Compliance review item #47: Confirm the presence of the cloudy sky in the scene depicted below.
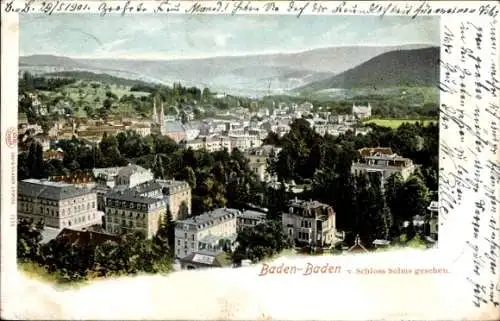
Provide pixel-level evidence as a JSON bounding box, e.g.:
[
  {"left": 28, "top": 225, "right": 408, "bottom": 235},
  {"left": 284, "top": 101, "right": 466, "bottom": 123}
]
[{"left": 20, "top": 14, "right": 439, "bottom": 60}]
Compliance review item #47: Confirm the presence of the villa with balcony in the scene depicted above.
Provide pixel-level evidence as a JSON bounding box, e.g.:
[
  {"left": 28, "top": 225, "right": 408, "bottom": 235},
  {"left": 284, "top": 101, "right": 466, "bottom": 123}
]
[
  {"left": 282, "top": 198, "right": 337, "bottom": 249},
  {"left": 351, "top": 147, "right": 417, "bottom": 183}
]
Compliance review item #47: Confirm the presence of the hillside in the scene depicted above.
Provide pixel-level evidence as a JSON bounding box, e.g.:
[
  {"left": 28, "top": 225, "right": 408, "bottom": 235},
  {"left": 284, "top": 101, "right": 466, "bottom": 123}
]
[
  {"left": 297, "top": 47, "right": 440, "bottom": 92},
  {"left": 20, "top": 55, "right": 86, "bottom": 68},
  {"left": 41, "top": 71, "right": 155, "bottom": 88},
  {"left": 19, "top": 44, "right": 434, "bottom": 97}
]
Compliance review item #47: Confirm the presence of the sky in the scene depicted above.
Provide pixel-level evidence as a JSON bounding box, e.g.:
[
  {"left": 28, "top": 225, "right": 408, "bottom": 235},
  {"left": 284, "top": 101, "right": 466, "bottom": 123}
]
[{"left": 20, "top": 14, "right": 440, "bottom": 60}]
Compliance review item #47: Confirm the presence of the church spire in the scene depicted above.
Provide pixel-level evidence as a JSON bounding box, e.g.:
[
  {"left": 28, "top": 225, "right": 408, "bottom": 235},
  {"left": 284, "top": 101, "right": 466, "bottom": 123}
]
[
  {"left": 152, "top": 97, "right": 158, "bottom": 124},
  {"left": 159, "top": 101, "right": 165, "bottom": 135}
]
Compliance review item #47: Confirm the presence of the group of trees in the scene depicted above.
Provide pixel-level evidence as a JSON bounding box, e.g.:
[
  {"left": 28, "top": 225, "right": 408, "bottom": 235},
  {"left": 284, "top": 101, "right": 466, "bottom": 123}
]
[
  {"left": 17, "top": 216, "right": 175, "bottom": 282},
  {"left": 231, "top": 220, "right": 294, "bottom": 264},
  {"left": 19, "top": 72, "right": 76, "bottom": 93}
]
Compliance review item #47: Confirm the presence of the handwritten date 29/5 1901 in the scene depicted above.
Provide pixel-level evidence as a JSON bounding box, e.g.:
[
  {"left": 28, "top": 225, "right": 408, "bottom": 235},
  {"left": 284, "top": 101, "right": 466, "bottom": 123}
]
[{"left": 4, "top": 0, "right": 91, "bottom": 14}]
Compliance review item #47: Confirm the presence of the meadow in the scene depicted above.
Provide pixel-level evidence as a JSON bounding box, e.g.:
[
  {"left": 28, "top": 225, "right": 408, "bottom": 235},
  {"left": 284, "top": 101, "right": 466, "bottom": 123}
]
[{"left": 362, "top": 118, "right": 438, "bottom": 128}]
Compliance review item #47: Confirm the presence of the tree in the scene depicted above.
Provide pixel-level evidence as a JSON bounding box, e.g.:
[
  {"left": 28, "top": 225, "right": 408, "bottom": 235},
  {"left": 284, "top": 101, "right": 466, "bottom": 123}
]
[
  {"left": 178, "top": 201, "right": 189, "bottom": 220},
  {"left": 399, "top": 176, "right": 431, "bottom": 221},
  {"left": 178, "top": 166, "right": 196, "bottom": 189},
  {"left": 17, "top": 218, "right": 44, "bottom": 262},
  {"left": 26, "top": 141, "right": 45, "bottom": 179},
  {"left": 384, "top": 173, "right": 405, "bottom": 235},
  {"left": 232, "top": 220, "right": 293, "bottom": 264}
]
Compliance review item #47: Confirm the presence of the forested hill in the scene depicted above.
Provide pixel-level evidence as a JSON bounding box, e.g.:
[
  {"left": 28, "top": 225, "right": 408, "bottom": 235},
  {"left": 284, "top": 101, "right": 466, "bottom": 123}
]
[
  {"left": 41, "top": 71, "right": 155, "bottom": 89},
  {"left": 297, "top": 47, "right": 440, "bottom": 92}
]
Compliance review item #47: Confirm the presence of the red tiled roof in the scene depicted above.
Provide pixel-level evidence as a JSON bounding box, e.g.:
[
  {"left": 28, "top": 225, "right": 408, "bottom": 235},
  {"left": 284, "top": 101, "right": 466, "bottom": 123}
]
[{"left": 56, "top": 228, "right": 120, "bottom": 247}]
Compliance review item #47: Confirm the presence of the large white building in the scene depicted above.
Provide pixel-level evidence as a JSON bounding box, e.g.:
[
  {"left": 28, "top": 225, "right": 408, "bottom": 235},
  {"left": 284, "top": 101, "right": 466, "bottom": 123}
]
[
  {"left": 174, "top": 208, "right": 240, "bottom": 259},
  {"left": 115, "top": 164, "right": 154, "bottom": 189},
  {"left": 18, "top": 179, "right": 103, "bottom": 230},
  {"left": 93, "top": 164, "right": 154, "bottom": 189},
  {"left": 229, "top": 134, "right": 262, "bottom": 152},
  {"left": 351, "top": 147, "right": 417, "bottom": 182}
]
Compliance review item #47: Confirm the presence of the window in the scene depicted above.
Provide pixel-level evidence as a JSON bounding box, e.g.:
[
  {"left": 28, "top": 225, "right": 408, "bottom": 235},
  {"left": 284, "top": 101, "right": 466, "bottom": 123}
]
[
  {"left": 191, "top": 235, "right": 195, "bottom": 241},
  {"left": 177, "top": 240, "right": 180, "bottom": 246}
]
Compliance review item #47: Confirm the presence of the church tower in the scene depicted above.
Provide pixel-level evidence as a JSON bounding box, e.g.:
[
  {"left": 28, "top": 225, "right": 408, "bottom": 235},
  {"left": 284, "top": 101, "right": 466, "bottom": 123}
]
[
  {"left": 159, "top": 102, "right": 166, "bottom": 135},
  {"left": 152, "top": 98, "right": 158, "bottom": 124}
]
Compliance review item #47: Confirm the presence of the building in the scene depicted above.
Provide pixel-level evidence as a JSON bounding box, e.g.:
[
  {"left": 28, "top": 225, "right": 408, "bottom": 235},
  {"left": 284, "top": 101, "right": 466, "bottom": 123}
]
[
  {"left": 56, "top": 228, "right": 121, "bottom": 247},
  {"left": 179, "top": 252, "right": 231, "bottom": 270},
  {"left": 49, "top": 172, "right": 96, "bottom": 189},
  {"left": 237, "top": 210, "right": 267, "bottom": 232},
  {"left": 346, "top": 235, "right": 369, "bottom": 253},
  {"left": 184, "top": 138, "right": 205, "bottom": 150},
  {"left": 43, "top": 148, "right": 64, "bottom": 161},
  {"left": 352, "top": 103, "right": 372, "bottom": 119},
  {"left": 282, "top": 199, "right": 337, "bottom": 248},
  {"left": 104, "top": 184, "right": 167, "bottom": 239},
  {"left": 157, "top": 179, "right": 192, "bottom": 220},
  {"left": 114, "top": 164, "right": 154, "bottom": 189},
  {"left": 229, "top": 134, "right": 262, "bottom": 152},
  {"left": 174, "top": 208, "right": 239, "bottom": 259},
  {"left": 17, "top": 179, "right": 102, "bottom": 230},
  {"left": 164, "top": 121, "right": 186, "bottom": 143},
  {"left": 92, "top": 167, "right": 123, "bottom": 188},
  {"left": 427, "top": 201, "right": 439, "bottom": 240},
  {"left": 130, "top": 123, "right": 151, "bottom": 137},
  {"left": 244, "top": 145, "right": 281, "bottom": 182},
  {"left": 183, "top": 123, "right": 200, "bottom": 141},
  {"left": 351, "top": 147, "right": 416, "bottom": 182}
]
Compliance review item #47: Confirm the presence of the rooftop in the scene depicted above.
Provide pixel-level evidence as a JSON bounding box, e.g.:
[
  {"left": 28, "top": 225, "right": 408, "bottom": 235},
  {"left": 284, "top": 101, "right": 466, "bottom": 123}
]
[
  {"left": 56, "top": 228, "right": 121, "bottom": 247},
  {"left": 179, "top": 252, "right": 230, "bottom": 267},
  {"left": 19, "top": 179, "right": 92, "bottom": 201},
  {"left": 106, "top": 190, "right": 165, "bottom": 205},
  {"left": 239, "top": 210, "right": 267, "bottom": 220},
  {"left": 358, "top": 147, "right": 394, "bottom": 157},
  {"left": 289, "top": 199, "right": 329, "bottom": 209},
  {"left": 177, "top": 208, "right": 240, "bottom": 229}
]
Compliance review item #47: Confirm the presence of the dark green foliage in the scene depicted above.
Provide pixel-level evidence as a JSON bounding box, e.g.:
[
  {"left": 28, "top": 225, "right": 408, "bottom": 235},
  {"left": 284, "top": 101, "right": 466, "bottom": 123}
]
[
  {"left": 232, "top": 220, "right": 293, "bottom": 264},
  {"left": 17, "top": 219, "right": 172, "bottom": 282}
]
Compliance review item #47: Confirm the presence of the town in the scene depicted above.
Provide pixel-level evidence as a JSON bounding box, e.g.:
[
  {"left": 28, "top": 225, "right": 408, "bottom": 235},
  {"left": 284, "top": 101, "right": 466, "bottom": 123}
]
[{"left": 16, "top": 71, "right": 439, "bottom": 281}]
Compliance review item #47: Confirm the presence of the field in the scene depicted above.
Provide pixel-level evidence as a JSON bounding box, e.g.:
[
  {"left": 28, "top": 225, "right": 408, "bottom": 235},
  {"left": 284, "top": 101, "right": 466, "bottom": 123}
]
[
  {"left": 40, "top": 80, "right": 151, "bottom": 117},
  {"left": 362, "top": 118, "right": 438, "bottom": 128}
]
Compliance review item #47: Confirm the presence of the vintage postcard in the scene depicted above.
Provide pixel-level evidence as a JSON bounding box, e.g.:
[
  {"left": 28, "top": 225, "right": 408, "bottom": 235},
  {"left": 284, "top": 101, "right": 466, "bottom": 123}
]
[{"left": 1, "top": 1, "right": 499, "bottom": 320}]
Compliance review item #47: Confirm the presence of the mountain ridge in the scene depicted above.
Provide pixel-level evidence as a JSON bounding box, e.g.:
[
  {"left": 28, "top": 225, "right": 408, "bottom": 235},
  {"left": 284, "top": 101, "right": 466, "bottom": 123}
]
[{"left": 296, "top": 47, "right": 440, "bottom": 92}]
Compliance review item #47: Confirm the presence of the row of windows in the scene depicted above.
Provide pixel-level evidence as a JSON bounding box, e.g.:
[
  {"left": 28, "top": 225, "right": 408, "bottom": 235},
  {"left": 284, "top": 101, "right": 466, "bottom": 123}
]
[
  {"left": 19, "top": 202, "right": 95, "bottom": 216},
  {"left": 105, "top": 217, "right": 147, "bottom": 228},
  {"left": 61, "top": 213, "right": 97, "bottom": 227},
  {"left": 18, "top": 195, "right": 94, "bottom": 206},
  {"left": 106, "top": 201, "right": 163, "bottom": 210},
  {"left": 300, "top": 220, "right": 312, "bottom": 228},
  {"left": 106, "top": 209, "right": 148, "bottom": 219},
  {"left": 298, "top": 231, "right": 310, "bottom": 240}
]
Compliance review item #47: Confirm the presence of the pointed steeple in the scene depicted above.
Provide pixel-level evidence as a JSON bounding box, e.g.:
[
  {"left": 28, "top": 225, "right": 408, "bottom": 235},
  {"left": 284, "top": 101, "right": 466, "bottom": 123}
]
[
  {"left": 152, "top": 98, "right": 158, "bottom": 124},
  {"left": 159, "top": 102, "right": 165, "bottom": 135}
]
